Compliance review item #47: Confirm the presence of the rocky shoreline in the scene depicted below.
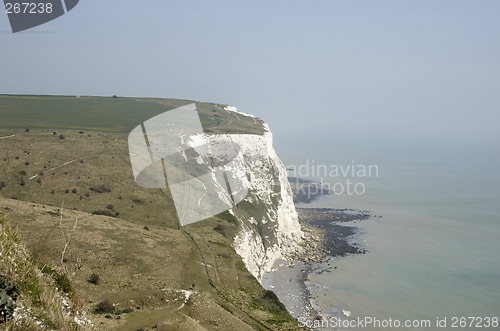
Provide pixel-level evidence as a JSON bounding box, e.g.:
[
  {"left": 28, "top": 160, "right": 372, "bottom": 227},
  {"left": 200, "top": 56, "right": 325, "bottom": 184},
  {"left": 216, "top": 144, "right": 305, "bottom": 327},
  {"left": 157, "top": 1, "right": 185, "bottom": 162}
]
[
  {"left": 268, "top": 207, "right": 374, "bottom": 325},
  {"left": 292, "top": 208, "right": 371, "bottom": 264}
]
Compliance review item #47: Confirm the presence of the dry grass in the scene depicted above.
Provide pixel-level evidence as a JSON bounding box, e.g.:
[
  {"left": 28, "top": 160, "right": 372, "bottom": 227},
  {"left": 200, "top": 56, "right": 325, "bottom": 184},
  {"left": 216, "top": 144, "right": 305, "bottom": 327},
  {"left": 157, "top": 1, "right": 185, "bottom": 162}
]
[
  {"left": 0, "top": 214, "right": 93, "bottom": 330},
  {"left": 0, "top": 118, "right": 303, "bottom": 330}
]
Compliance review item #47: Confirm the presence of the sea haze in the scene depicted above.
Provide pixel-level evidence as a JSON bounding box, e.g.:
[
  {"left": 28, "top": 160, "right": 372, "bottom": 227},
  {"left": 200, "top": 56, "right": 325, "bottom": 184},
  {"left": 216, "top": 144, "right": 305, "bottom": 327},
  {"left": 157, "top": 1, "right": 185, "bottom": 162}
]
[{"left": 280, "top": 137, "right": 500, "bottom": 329}]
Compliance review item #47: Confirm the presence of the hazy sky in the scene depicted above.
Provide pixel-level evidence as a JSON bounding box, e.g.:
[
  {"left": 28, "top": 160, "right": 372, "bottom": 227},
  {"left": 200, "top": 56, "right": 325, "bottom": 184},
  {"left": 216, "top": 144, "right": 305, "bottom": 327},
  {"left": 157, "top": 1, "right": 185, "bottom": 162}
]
[{"left": 1, "top": 0, "right": 499, "bottom": 153}]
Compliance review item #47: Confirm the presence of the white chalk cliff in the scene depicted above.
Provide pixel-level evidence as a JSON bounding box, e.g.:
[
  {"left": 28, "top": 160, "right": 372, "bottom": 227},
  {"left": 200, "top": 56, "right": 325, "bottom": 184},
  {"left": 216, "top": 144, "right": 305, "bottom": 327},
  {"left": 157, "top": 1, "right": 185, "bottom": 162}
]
[{"left": 219, "top": 106, "right": 304, "bottom": 281}]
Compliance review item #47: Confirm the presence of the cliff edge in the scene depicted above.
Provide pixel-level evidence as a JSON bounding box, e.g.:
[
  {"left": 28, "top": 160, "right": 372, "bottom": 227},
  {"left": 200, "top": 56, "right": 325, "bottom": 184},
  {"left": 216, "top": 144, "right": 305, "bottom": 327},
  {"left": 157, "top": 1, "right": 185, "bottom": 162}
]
[{"left": 217, "top": 107, "right": 304, "bottom": 281}]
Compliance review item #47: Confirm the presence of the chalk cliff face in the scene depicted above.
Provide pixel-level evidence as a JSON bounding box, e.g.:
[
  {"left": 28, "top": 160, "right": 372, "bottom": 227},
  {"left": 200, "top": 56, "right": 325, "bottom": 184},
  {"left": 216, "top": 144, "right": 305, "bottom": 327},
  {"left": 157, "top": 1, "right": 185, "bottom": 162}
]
[{"left": 214, "top": 107, "right": 304, "bottom": 281}]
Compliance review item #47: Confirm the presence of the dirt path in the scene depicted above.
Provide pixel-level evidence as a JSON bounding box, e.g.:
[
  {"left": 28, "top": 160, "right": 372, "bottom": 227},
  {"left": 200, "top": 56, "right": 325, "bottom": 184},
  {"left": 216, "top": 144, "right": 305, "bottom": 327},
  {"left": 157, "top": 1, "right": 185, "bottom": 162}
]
[
  {"left": 0, "top": 134, "right": 17, "bottom": 140},
  {"left": 29, "top": 159, "right": 78, "bottom": 180}
]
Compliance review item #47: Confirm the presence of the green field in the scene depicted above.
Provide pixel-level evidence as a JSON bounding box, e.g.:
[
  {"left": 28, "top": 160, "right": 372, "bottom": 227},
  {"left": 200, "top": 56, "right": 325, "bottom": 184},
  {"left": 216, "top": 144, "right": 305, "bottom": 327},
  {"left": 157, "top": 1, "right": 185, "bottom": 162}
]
[{"left": 0, "top": 94, "right": 265, "bottom": 135}]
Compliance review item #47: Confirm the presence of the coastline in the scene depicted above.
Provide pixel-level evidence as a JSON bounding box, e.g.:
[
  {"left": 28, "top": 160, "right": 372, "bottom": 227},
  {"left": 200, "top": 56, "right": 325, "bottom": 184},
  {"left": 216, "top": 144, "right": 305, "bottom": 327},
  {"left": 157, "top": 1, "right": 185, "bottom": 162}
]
[{"left": 263, "top": 206, "right": 373, "bottom": 327}]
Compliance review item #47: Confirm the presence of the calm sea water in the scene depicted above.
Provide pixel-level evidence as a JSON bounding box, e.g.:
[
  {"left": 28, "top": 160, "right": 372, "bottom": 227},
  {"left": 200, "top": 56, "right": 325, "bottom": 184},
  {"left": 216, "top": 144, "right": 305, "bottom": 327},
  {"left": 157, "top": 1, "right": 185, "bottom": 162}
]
[{"left": 279, "top": 138, "right": 500, "bottom": 330}]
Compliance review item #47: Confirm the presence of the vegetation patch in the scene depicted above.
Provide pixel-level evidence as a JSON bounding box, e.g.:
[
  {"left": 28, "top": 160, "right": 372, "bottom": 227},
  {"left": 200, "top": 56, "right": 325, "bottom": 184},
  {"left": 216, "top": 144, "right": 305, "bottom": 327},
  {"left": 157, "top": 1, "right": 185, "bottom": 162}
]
[
  {"left": 89, "top": 185, "right": 112, "bottom": 194},
  {"left": 92, "top": 209, "right": 117, "bottom": 218}
]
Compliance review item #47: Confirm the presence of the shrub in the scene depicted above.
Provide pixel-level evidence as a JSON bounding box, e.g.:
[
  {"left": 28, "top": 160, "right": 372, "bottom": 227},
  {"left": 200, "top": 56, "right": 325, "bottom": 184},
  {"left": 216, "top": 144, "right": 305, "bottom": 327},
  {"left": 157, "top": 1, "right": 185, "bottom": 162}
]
[
  {"left": 0, "top": 275, "right": 20, "bottom": 322},
  {"left": 59, "top": 135, "right": 65, "bottom": 140},
  {"left": 97, "top": 300, "right": 115, "bottom": 313},
  {"left": 71, "top": 189, "right": 77, "bottom": 194},
  {"left": 105, "top": 204, "right": 114, "bottom": 210},
  {"left": 0, "top": 275, "right": 20, "bottom": 301},
  {"left": 262, "top": 290, "right": 287, "bottom": 312},
  {"left": 88, "top": 273, "right": 100, "bottom": 285},
  {"left": 54, "top": 273, "right": 72, "bottom": 294},
  {"left": 92, "top": 210, "right": 116, "bottom": 218}
]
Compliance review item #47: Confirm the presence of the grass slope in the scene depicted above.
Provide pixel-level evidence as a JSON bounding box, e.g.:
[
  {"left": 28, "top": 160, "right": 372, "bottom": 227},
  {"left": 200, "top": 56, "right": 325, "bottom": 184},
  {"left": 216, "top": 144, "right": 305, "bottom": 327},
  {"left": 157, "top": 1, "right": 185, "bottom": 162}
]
[
  {"left": 1, "top": 214, "right": 92, "bottom": 330},
  {"left": 0, "top": 95, "right": 303, "bottom": 330}
]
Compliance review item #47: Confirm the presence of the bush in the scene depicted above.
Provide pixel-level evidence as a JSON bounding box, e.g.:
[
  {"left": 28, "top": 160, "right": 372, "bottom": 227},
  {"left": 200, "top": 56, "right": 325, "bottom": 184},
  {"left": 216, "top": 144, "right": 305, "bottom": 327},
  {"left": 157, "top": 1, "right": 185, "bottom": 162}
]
[
  {"left": 71, "top": 189, "right": 77, "bottom": 194},
  {"left": 262, "top": 290, "right": 287, "bottom": 312},
  {"left": 97, "top": 300, "right": 115, "bottom": 313},
  {"left": 88, "top": 273, "right": 100, "bottom": 285},
  {"left": 0, "top": 275, "right": 20, "bottom": 301},
  {"left": 59, "top": 134, "right": 65, "bottom": 140},
  {"left": 54, "top": 273, "right": 72, "bottom": 294},
  {"left": 105, "top": 204, "right": 114, "bottom": 210},
  {"left": 0, "top": 275, "right": 20, "bottom": 322},
  {"left": 92, "top": 210, "right": 116, "bottom": 218}
]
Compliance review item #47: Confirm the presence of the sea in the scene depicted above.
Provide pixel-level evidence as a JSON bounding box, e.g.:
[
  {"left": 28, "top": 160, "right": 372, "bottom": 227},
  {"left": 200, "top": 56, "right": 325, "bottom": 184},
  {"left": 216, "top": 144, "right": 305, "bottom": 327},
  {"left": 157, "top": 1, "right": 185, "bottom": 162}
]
[{"left": 275, "top": 136, "right": 500, "bottom": 330}]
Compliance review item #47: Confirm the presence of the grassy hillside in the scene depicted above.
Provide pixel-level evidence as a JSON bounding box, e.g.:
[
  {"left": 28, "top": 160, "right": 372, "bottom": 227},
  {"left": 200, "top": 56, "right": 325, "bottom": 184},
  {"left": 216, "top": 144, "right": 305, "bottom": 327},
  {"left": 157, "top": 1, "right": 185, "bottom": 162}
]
[
  {"left": 0, "top": 95, "right": 265, "bottom": 135},
  {"left": 0, "top": 95, "right": 303, "bottom": 330},
  {"left": 0, "top": 214, "right": 92, "bottom": 330}
]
